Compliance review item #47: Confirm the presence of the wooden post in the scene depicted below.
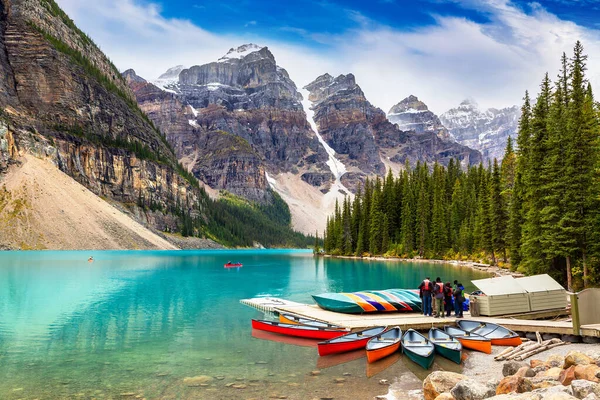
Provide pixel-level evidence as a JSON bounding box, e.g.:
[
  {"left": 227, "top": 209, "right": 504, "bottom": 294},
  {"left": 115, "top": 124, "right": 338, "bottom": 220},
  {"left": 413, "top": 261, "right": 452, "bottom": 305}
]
[{"left": 570, "top": 292, "right": 580, "bottom": 336}]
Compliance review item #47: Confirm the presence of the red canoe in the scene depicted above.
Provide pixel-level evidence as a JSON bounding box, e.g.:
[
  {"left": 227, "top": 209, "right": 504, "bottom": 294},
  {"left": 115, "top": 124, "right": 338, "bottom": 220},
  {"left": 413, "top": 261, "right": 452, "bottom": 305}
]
[
  {"left": 251, "top": 320, "right": 349, "bottom": 340},
  {"left": 224, "top": 262, "right": 243, "bottom": 268},
  {"left": 317, "top": 326, "right": 387, "bottom": 356}
]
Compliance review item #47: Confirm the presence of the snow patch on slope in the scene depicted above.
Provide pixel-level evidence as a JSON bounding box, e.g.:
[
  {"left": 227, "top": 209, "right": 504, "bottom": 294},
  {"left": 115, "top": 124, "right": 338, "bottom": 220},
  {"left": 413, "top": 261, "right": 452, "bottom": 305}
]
[{"left": 218, "top": 44, "right": 265, "bottom": 62}]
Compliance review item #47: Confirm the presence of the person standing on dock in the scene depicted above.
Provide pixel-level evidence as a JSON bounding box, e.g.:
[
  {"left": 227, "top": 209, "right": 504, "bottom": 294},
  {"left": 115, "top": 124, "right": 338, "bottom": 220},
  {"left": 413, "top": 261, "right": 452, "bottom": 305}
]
[
  {"left": 433, "top": 277, "right": 444, "bottom": 318},
  {"left": 454, "top": 283, "right": 465, "bottom": 318},
  {"left": 444, "top": 282, "right": 453, "bottom": 317},
  {"left": 418, "top": 277, "right": 433, "bottom": 316}
]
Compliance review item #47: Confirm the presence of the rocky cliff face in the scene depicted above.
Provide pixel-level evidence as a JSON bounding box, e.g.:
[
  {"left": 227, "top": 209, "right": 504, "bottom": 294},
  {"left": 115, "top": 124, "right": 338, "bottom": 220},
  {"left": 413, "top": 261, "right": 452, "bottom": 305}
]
[
  {"left": 128, "top": 44, "right": 331, "bottom": 200},
  {"left": 387, "top": 95, "right": 451, "bottom": 140},
  {"left": 305, "top": 74, "right": 482, "bottom": 189},
  {"left": 123, "top": 69, "right": 268, "bottom": 202},
  {"left": 440, "top": 99, "right": 520, "bottom": 161},
  {"left": 0, "top": 0, "right": 203, "bottom": 233}
]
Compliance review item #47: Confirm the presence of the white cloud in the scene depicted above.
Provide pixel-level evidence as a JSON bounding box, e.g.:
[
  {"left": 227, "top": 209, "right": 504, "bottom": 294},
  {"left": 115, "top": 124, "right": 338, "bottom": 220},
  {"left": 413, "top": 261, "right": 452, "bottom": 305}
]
[{"left": 55, "top": 0, "right": 600, "bottom": 114}]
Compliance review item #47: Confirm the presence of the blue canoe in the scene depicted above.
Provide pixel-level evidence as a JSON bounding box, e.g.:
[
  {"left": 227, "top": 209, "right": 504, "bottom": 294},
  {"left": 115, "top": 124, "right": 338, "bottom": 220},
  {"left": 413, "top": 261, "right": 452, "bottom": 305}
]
[{"left": 312, "top": 289, "right": 423, "bottom": 314}]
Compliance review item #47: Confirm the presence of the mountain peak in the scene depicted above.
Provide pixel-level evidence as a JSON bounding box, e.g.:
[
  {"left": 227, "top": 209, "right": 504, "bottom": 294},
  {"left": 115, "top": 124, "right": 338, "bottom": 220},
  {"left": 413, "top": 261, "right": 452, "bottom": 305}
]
[
  {"left": 218, "top": 43, "right": 266, "bottom": 62},
  {"left": 390, "top": 95, "right": 429, "bottom": 113},
  {"left": 158, "top": 65, "right": 186, "bottom": 80},
  {"left": 122, "top": 69, "right": 146, "bottom": 84}
]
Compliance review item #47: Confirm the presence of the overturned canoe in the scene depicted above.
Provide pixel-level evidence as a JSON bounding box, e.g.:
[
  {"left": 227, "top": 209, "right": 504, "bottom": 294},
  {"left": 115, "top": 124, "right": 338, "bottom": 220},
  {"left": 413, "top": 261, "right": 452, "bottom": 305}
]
[
  {"left": 366, "top": 327, "right": 402, "bottom": 363},
  {"left": 444, "top": 326, "right": 492, "bottom": 354},
  {"left": 251, "top": 320, "right": 348, "bottom": 340},
  {"left": 318, "top": 326, "right": 386, "bottom": 356},
  {"left": 312, "top": 289, "right": 422, "bottom": 314},
  {"left": 456, "top": 320, "right": 522, "bottom": 346},
  {"left": 401, "top": 329, "right": 435, "bottom": 369},
  {"left": 279, "top": 313, "right": 348, "bottom": 330},
  {"left": 428, "top": 328, "right": 462, "bottom": 364}
]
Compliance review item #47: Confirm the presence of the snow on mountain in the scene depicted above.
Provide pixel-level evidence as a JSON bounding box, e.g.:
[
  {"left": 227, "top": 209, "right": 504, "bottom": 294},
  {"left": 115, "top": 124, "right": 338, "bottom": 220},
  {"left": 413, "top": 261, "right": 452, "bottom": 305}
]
[
  {"left": 218, "top": 44, "right": 265, "bottom": 62},
  {"left": 440, "top": 99, "right": 520, "bottom": 161},
  {"left": 387, "top": 95, "right": 451, "bottom": 140}
]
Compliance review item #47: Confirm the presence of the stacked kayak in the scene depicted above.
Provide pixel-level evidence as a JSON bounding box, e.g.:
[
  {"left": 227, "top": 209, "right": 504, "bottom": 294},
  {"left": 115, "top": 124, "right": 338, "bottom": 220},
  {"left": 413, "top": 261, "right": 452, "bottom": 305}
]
[
  {"left": 456, "top": 320, "right": 522, "bottom": 346},
  {"left": 318, "top": 326, "right": 386, "bottom": 356},
  {"left": 444, "top": 326, "right": 492, "bottom": 354},
  {"left": 312, "top": 289, "right": 422, "bottom": 314},
  {"left": 366, "top": 327, "right": 402, "bottom": 363},
  {"left": 251, "top": 320, "right": 348, "bottom": 340},
  {"left": 401, "top": 329, "right": 435, "bottom": 369},
  {"left": 428, "top": 328, "right": 462, "bottom": 364}
]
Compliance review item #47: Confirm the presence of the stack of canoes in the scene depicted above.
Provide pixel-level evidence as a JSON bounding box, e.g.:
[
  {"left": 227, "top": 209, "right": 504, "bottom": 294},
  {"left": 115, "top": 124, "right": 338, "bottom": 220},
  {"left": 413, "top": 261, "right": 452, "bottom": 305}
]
[
  {"left": 456, "top": 320, "right": 522, "bottom": 346},
  {"left": 401, "top": 329, "right": 435, "bottom": 369},
  {"left": 312, "top": 289, "right": 422, "bottom": 314},
  {"left": 428, "top": 328, "right": 462, "bottom": 364},
  {"left": 444, "top": 326, "right": 492, "bottom": 354}
]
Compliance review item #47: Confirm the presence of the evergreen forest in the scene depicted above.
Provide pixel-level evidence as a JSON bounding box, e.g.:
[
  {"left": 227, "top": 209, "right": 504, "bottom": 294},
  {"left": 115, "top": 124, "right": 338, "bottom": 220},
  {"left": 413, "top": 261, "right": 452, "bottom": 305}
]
[{"left": 322, "top": 42, "right": 600, "bottom": 290}]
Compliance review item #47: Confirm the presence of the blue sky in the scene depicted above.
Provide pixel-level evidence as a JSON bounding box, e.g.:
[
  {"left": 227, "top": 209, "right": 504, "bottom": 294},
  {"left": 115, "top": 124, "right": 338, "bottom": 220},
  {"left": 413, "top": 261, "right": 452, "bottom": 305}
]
[
  {"left": 157, "top": 0, "right": 599, "bottom": 44},
  {"left": 57, "top": 0, "right": 600, "bottom": 113}
]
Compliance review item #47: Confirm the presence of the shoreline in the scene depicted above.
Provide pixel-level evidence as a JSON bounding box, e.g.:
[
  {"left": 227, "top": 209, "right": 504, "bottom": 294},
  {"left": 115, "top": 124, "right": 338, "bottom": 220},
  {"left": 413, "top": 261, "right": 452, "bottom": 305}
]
[{"left": 320, "top": 254, "right": 524, "bottom": 278}]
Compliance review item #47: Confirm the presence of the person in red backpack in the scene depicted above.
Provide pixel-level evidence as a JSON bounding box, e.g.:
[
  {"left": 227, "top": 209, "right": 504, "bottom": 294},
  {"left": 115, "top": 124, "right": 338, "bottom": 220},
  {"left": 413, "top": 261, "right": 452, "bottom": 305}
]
[
  {"left": 433, "top": 277, "right": 445, "bottom": 318},
  {"left": 418, "top": 277, "right": 433, "bottom": 316}
]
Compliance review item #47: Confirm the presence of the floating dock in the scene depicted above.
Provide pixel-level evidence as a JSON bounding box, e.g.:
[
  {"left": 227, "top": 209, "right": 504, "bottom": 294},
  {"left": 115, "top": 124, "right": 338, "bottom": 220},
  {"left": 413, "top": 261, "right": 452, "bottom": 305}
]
[{"left": 240, "top": 298, "right": 600, "bottom": 338}]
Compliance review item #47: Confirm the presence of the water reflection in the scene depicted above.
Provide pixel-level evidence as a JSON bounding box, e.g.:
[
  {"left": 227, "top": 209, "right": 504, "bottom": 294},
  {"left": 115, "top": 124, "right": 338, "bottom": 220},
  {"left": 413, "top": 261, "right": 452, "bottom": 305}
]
[{"left": 0, "top": 250, "right": 489, "bottom": 398}]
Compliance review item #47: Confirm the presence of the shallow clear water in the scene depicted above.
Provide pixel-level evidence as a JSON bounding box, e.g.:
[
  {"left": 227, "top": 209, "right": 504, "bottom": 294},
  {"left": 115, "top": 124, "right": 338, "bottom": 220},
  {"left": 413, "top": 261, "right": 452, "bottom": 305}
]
[{"left": 0, "top": 250, "right": 490, "bottom": 399}]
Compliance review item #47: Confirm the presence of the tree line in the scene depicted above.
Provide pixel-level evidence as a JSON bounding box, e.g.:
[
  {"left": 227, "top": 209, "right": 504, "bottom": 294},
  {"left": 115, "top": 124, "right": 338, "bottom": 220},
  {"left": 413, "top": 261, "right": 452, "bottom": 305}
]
[{"left": 322, "top": 42, "right": 600, "bottom": 290}]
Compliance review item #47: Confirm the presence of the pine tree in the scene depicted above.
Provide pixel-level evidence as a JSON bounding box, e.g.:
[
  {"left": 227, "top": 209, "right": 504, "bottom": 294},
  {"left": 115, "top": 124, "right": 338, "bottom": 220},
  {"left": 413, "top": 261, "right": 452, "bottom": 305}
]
[
  {"left": 431, "top": 163, "right": 447, "bottom": 256},
  {"left": 521, "top": 75, "right": 551, "bottom": 275},
  {"left": 314, "top": 230, "right": 320, "bottom": 254},
  {"left": 490, "top": 159, "right": 508, "bottom": 262}
]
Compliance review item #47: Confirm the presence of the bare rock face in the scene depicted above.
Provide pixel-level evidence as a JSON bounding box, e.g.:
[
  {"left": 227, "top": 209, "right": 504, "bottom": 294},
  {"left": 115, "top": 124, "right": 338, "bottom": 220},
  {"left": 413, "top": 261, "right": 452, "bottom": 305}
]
[
  {"left": 127, "top": 44, "right": 330, "bottom": 201},
  {"left": 0, "top": 0, "right": 202, "bottom": 233},
  {"left": 440, "top": 99, "right": 520, "bottom": 162},
  {"left": 388, "top": 95, "right": 451, "bottom": 140},
  {"left": 124, "top": 69, "right": 269, "bottom": 202},
  {"left": 305, "top": 74, "right": 482, "bottom": 190}
]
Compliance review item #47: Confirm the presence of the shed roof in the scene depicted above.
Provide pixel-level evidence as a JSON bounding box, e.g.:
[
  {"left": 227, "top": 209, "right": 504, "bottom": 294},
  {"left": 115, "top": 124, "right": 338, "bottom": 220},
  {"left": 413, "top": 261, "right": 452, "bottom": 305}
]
[
  {"left": 471, "top": 276, "right": 528, "bottom": 296},
  {"left": 516, "top": 274, "right": 566, "bottom": 293}
]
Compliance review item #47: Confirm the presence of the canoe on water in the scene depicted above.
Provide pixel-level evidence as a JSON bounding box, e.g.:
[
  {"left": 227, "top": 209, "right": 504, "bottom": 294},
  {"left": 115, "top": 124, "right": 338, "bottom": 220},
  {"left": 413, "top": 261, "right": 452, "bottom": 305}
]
[
  {"left": 456, "top": 320, "right": 523, "bottom": 346},
  {"left": 312, "top": 289, "right": 422, "bottom": 314},
  {"left": 251, "top": 320, "right": 348, "bottom": 340},
  {"left": 366, "top": 327, "right": 402, "bottom": 363},
  {"left": 318, "top": 326, "right": 386, "bottom": 356},
  {"left": 428, "top": 328, "right": 462, "bottom": 364},
  {"left": 224, "top": 262, "right": 243, "bottom": 268},
  {"left": 401, "top": 329, "right": 435, "bottom": 369},
  {"left": 278, "top": 313, "right": 348, "bottom": 330},
  {"left": 444, "top": 326, "right": 492, "bottom": 354}
]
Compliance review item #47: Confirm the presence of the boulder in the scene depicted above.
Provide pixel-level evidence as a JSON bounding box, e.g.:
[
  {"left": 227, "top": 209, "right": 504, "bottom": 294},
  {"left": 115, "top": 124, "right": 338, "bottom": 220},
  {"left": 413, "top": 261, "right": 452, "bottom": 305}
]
[
  {"left": 565, "top": 352, "right": 596, "bottom": 368},
  {"left": 574, "top": 365, "right": 600, "bottom": 383},
  {"left": 547, "top": 355, "right": 566, "bottom": 369},
  {"left": 515, "top": 366, "right": 537, "bottom": 378},
  {"left": 542, "top": 394, "right": 579, "bottom": 400},
  {"left": 571, "top": 380, "right": 598, "bottom": 399},
  {"left": 560, "top": 366, "right": 578, "bottom": 386},
  {"left": 484, "top": 394, "right": 542, "bottom": 400},
  {"left": 582, "top": 394, "right": 599, "bottom": 400},
  {"left": 532, "top": 385, "right": 574, "bottom": 396},
  {"left": 497, "top": 376, "right": 533, "bottom": 395},
  {"left": 544, "top": 368, "right": 565, "bottom": 380},
  {"left": 504, "top": 361, "right": 528, "bottom": 377},
  {"left": 434, "top": 394, "right": 456, "bottom": 400},
  {"left": 450, "top": 379, "right": 496, "bottom": 400},
  {"left": 423, "top": 372, "right": 468, "bottom": 400},
  {"left": 530, "top": 360, "right": 545, "bottom": 369}
]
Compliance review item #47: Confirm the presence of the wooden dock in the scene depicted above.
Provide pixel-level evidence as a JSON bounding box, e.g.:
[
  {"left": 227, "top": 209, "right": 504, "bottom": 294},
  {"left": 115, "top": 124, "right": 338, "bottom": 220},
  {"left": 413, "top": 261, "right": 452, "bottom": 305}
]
[{"left": 241, "top": 298, "right": 600, "bottom": 338}]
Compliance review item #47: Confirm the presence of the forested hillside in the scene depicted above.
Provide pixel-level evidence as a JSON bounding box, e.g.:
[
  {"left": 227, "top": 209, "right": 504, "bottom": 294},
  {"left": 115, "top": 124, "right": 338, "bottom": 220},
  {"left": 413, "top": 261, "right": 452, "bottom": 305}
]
[{"left": 323, "top": 42, "right": 600, "bottom": 290}]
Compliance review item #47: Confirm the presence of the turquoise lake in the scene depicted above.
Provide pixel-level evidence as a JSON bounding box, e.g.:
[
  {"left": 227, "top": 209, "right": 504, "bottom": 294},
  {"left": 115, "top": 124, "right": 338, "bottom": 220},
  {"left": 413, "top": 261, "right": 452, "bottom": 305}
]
[{"left": 0, "top": 250, "right": 490, "bottom": 399}]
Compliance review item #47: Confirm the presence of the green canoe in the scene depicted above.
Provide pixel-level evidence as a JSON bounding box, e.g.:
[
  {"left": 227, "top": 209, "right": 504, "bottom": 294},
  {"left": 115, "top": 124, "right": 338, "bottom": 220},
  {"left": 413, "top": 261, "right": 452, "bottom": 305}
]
[
  {"left": 312, "top": 289, "right": 422, "bottom": 314},
  {"left": 428, "top": 328, "right": 462, "bottom": 364},
  {"left": 401, "top": 329, "right": 435, "bottom": 369}
]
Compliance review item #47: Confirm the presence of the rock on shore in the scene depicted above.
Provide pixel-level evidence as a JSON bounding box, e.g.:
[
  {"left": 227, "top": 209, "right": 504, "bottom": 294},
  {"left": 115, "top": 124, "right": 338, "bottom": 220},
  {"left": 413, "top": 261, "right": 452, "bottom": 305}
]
[{"left": 423, "top": 350, "right": 600, "bottom": 400}]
